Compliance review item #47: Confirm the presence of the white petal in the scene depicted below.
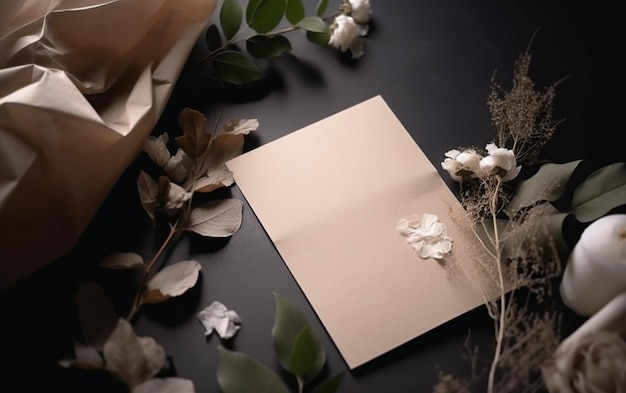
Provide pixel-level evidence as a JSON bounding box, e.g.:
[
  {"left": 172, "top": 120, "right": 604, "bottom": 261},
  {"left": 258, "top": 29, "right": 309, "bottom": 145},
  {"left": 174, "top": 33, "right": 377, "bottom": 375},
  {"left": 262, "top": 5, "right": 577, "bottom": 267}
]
[{"left": 397, "top": 213, "right": 453, "bottom": 259}]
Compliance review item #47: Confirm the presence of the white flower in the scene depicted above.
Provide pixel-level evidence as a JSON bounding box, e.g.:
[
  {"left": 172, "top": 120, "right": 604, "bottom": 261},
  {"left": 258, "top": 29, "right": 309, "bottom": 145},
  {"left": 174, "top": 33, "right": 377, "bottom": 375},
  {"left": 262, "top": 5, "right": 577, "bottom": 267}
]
[
  {"left": 163, "top": 148, "right": 190, "bottom": 183},
  {"left": 197, "top": 301, "right": 242, "bottom": 339},
  {"left": 348, "top": 0, "right": 372, "bottom": 24},
  {"left": 479, "top": 143, "right": 521, "bottom": 181},
  {"left": 397, "top": 213, "right": 453, "bottom": 259},
  {"left": 541, "top": 331, "right": 626, "bottom": 393},
  {"left": 329, "top": 15, "right": 367, "bottom": 59},
  {"left": 164, "top": 182, "right": 191, "bottom": 213},
  {"left": 441, "top": 148, "right": 483, "bottom": 182}
]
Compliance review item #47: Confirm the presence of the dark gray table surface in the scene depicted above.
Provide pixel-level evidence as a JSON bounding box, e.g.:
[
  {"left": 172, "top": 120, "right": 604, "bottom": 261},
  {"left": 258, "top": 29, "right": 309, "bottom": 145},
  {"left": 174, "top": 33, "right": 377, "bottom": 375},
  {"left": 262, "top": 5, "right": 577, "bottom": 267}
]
[{"left": 0, "top": 1, "right": 619, "bottom": 392}]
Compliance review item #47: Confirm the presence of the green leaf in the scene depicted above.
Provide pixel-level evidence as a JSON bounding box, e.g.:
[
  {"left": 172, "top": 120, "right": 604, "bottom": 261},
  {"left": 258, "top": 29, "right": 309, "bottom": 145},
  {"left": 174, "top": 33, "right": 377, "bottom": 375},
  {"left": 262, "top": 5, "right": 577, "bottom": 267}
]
[
  {"left": 570, "top": 162, "right": 626, "bottom": 222},
  {"left": 508, "top": 160, "right": 582, "bottom": 215},
  {"left": 246, "top": 35, "right": 292, "bottom": 58},
  {"left": 306, "top": 30, "right": 330, "bottom": 46},
  {"left": 286, "top": 0, "right": 305, "bottom": 24},
  {"left": 246, "top": 0, "right": 286, "bottom": 34},
  {"left": 220, "top": 0, "right": 243, "bottom": 41},
  {"left": 287, "top": 326, "right": 326, "bottom": 383},
  {"left": 217, "top": 346, "right": 290, "bottom": 393},
  {"left": 205, "top": 24, "right": 223, "bottom": 52},
  {"left": 211, "top": 50, "right": 266, "bottom": 85},
  {"left": 311, "top": 371, "right": 346, "bottom": 393},
  {"left": 272, "top": 293, "right": 325, "bottom": 382},
  {"left": 295, "top": 16, "right": 328, "bottom": 33},
  {"left": 315, "top": 0, "right": 329, "bottom": 16}
]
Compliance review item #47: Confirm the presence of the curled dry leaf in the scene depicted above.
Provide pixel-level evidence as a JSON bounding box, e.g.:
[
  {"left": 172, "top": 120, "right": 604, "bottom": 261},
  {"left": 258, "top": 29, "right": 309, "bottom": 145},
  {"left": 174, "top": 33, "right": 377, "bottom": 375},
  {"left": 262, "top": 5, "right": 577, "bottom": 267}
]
[
  {"left": 98, "top": 252, "right": 145, "bottom": 270},
  {"left": 220, "top": 118, "right": 259, "bottom": 136},
  {"left": 141, "top": 260, "right": 202, "bottom": 305},
  {"left": 103, "top": 319, "right": 166, "bottom": 388},
  {"left": 185, "top": 199, "right": 243, "bottom": 237},
  {"left": 175, "top": 108, "right": 211, "bottom": 159},
  {"left": 194, "top": 165, "right": 234, "bottom": 193},
  {"left": 137, "top": 170, "right": 158, "bottom": 220},
  {"left": 133, "top": 377, "right": 195, "bottom": 393}
]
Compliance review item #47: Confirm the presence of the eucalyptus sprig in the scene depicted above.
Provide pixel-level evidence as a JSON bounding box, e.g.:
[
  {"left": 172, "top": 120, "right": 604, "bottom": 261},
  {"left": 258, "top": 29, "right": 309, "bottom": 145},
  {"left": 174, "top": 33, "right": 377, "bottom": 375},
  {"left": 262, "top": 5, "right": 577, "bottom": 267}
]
[
  {"left": 195, "top": 0, "right": 373, "bottom": 85},
  {"left": 217, "top": 293, "right": 345, "bottom": 393}
]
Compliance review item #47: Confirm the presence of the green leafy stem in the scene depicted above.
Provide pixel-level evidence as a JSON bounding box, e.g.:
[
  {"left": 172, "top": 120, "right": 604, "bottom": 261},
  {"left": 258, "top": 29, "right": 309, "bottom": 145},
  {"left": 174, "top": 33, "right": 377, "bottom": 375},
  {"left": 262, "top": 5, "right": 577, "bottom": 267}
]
[{"left": 193, "top": 0, "right": 341, "bottom": 85}]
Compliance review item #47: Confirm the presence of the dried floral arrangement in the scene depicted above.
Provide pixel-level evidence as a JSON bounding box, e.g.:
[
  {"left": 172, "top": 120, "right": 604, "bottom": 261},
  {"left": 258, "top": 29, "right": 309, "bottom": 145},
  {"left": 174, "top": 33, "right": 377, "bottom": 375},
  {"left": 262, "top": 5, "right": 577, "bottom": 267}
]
[{"left": 434, "top": 33, "right": 626, "bottom": 393}]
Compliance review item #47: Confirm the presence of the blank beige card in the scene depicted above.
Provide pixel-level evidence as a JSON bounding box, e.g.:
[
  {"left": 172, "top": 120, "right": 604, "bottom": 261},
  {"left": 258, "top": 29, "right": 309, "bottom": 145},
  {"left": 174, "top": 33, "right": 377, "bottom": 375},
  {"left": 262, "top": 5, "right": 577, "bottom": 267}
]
[{"left": 226, "top": 95, "right": 485, "bottom": 369}]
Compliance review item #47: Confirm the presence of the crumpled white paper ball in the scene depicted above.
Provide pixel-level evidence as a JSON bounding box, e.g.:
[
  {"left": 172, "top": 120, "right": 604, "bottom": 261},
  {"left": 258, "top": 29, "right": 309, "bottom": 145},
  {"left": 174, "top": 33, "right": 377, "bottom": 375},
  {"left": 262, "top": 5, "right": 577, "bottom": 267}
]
[{"left": 197, "top": 301, "right": 241, "bottom": 339}]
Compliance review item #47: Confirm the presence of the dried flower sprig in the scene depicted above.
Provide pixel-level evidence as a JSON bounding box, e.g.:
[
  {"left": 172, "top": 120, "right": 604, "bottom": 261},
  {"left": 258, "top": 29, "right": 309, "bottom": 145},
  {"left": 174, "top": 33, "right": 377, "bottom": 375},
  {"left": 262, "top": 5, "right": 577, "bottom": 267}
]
[
  {"left": 58, "top": 108, "right": 258, "bottom": 392},
  {"left": 437, "top": 35, "right": 565, "bottom": 393}
]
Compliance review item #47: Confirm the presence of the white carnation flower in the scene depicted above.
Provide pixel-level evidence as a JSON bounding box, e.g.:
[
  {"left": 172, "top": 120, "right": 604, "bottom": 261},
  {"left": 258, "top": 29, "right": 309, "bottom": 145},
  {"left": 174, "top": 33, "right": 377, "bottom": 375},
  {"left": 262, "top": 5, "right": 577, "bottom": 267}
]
[
  {"left": 329, "top": 15, "right": 367, "bottom": 59},
  {"left": 479, "top": 143, "right": 521, "bottom": 181},
  {"left": 348, "top": 0, "right": 372, "bottom": 23}
]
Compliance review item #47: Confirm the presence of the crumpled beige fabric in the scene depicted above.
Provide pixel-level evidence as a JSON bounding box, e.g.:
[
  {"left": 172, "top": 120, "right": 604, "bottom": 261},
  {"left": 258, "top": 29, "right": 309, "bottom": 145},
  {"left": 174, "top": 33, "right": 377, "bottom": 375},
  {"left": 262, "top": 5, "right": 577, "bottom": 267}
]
[{"left": 0, "top": 0, "right": 217, "bottom": 290}]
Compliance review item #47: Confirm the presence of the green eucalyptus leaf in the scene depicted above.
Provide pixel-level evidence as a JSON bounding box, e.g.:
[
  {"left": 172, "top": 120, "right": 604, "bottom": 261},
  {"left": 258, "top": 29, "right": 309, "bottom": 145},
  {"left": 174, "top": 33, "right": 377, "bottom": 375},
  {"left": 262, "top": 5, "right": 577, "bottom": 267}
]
[
  {"left": 311, "top": 371, "right": 346, "bottom": 393},
  {"left": 272, "top": 293, "right": 325, "bottom": 381},
  {"left": 205, "top": 24, "right": 223, "bottom": 52},
  {"left": 211, "top": 51, "right": 266, "bottom": 85},
  {"left": 570, "top": 162, "right": 626, "bottom": 222},
  {"left": 246, "top": 35, "right": 292, "bottom": 58},
  {"left": 286, "top": 0, "right": 305, "bottom": 24},
  {"left": 306, "top": 30, "right": 331, "bottom": 46},
  {"left": 247, "top": 0, "right": 286, "bottom": 34},
  {"left": 217, "top": 346, "right": 290, "bottom": 393},
  {"left": 295, "top": 16, "right": 328, "bottom": 33},
  {"left": 287, "top": 326, "right": 325, "bottom": 383},
  {"left": 315, "top": 0, "right": 329, "bottom": 16},
  {"left": 220, "top": 0, "right": 243, "bottom": 41},
  {"left": 508, "top": 160, "right": 582, "bottom": 215}
]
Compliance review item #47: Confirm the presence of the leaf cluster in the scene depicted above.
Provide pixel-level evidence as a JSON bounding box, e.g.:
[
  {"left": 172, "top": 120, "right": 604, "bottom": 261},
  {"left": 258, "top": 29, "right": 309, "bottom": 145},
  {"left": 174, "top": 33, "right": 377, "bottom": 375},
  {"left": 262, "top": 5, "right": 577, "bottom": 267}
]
[
  {"left": 217, "top": 293, "right": 344, "bottom": 393},
  {"left": 202, "top": 0, "right": 334, "bottom": 85}
]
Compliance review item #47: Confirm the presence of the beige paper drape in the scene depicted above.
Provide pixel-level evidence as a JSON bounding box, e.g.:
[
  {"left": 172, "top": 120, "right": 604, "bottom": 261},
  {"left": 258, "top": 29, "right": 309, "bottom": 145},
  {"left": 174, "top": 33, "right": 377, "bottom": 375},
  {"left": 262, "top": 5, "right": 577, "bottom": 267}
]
[{"left": 0, "top": 0, "right": 217, "bottom": 290}]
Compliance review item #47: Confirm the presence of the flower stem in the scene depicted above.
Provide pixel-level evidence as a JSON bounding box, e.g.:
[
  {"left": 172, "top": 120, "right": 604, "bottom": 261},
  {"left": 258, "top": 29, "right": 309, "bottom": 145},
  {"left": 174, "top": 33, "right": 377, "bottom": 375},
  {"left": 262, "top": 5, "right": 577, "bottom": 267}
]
[
  {"left": 487, "top": 178, "right": 505, "bottom": 393},
  {"left": 126, "top": 220, "right": 181, "bottom": 321}
]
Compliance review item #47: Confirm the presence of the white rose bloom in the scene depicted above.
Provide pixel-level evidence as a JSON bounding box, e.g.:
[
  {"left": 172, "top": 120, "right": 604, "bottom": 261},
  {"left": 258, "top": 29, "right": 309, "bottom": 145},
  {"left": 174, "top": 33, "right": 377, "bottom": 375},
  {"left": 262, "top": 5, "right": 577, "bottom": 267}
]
[
  {"left": 479, "top": 143, "right": 521, "bottom": 181},
  {"left": 441, "top": 148, "right": 483, "bottom": 182},
  {"left": 329, "top": 15, "right": 366, "bottom": 59},
  {"left": 348, "top": 0, "right": 372, "bottom": 24},
  {"left": 541, "top": 331, "right": 626, "bottom": 393}
]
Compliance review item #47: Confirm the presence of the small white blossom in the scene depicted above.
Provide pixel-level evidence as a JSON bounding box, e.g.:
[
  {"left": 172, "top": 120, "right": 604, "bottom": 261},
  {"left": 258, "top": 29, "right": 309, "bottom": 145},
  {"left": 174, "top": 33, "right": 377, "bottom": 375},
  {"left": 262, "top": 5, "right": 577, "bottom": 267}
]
[
  {"left": 197, "top": 301, "right": 242, "bottom": 339},
  {"left": 348, "top": 0, "right": 372, "bottom": 24},
  {"left": 479, "top": 143, "right": 521, "bottom": 181},
  {"left": 329, "top": 15, "right": 367, "bottom": 59},
  {"left": 164, "top": 182, "right": 191, "bottom": 212},
  {"left": 163, "top": 148, "right": 190, "bottom": 183},
  {"left": 441, "top": 148, "right": 483, "bottom": 182}
]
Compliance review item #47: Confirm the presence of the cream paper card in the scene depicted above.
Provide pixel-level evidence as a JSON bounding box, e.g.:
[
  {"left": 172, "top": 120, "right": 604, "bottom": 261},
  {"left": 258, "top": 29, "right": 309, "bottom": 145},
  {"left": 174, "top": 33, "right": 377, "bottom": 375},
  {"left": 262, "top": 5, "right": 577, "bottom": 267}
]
[{"left": 226, "top": 95, "right": 485, "bottom": 369}]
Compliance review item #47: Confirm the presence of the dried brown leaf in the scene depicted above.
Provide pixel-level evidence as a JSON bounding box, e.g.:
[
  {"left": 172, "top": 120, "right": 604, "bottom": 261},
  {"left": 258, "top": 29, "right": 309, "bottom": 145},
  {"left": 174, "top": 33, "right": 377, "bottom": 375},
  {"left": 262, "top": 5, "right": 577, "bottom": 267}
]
[
  {"left": 185, "top": 199, "right": 243, "bottom": 237},
  {"left": 175, "top": 108, "right": 211, "bottom": 159},
  {"left": 133, "top": 378, "right": 195, "bottom": 393},
  {"left": 137, "top": 171, "right": 158, "bottom": 220},
  {"left": 141, "top": 260, "right": 202, "bottom": 304},
  {"left": 194, "top": 165, "right": 235, "bottom": 193},
  {"left": 76, "top": 283, "right": 118, "bottom": 350},
  {"left": 103, "top": 319, "right": 166, "bottom": 388},
  {"left": 98, "top": 252, "right": 145, "bottom": 270}
]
